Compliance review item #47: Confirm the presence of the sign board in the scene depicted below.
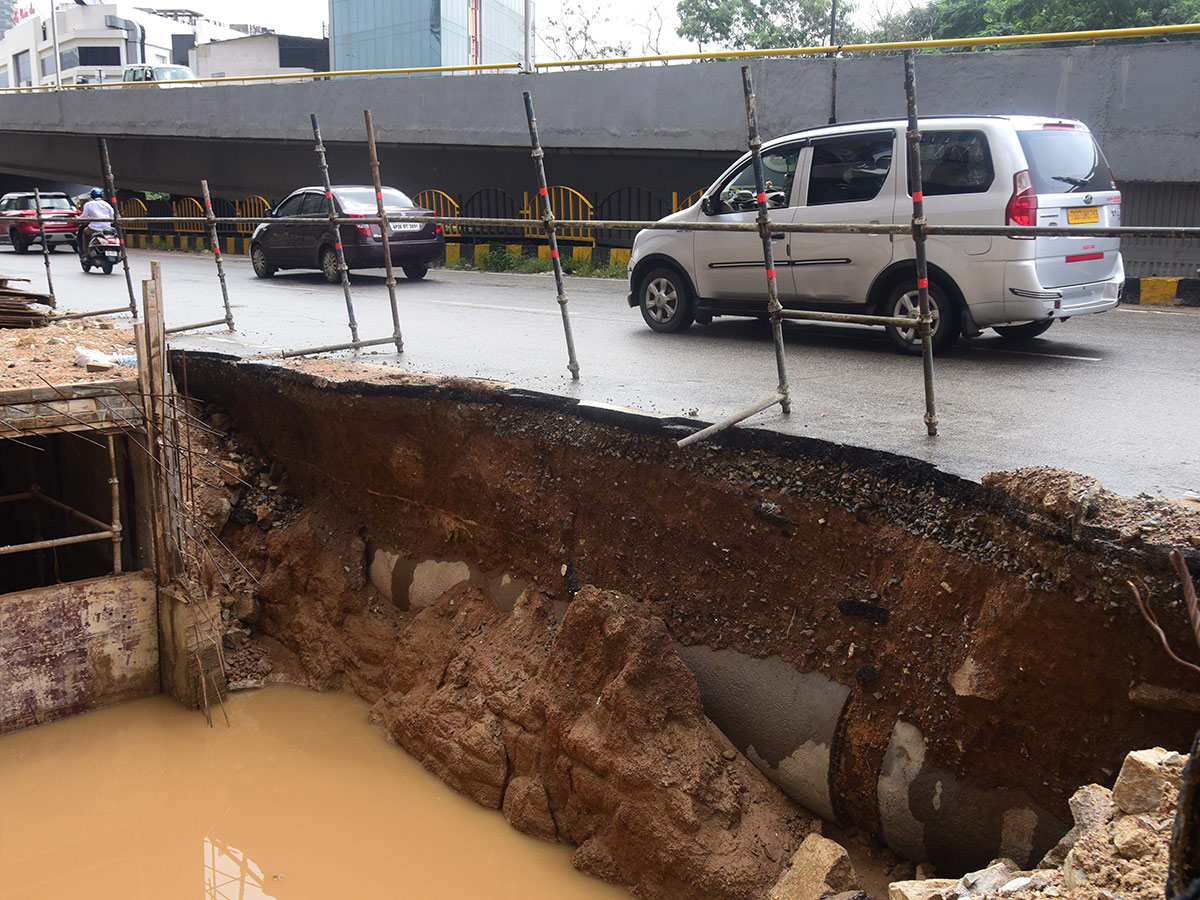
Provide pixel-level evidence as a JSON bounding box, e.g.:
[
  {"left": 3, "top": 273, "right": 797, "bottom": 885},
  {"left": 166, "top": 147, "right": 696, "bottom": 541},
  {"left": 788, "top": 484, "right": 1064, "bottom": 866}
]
[{"left": 12, "top": 4, "right": 39, "bottom": 26}]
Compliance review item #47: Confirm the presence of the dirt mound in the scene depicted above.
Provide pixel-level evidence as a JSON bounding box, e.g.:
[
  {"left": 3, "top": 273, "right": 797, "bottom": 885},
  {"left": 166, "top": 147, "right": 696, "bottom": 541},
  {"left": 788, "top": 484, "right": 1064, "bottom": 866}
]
[
  {"left": 0, "top": 316, "right": 136, "bottom": 388},
  {"left": 983, "top": 466, "right": 1200, "bottom": 547},
  {"left": 378, "top": 583, "right": 815, "bottom": 899},
  {"left": 231, "top": 506, "right": 815, "bottom": 899}
]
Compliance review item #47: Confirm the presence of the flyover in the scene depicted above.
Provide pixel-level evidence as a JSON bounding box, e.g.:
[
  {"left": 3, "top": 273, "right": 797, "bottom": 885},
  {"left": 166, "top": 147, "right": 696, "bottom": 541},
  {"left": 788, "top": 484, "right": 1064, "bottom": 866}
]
[{"left": 1, "top": 41, "right": 1198, "bottom": 273}]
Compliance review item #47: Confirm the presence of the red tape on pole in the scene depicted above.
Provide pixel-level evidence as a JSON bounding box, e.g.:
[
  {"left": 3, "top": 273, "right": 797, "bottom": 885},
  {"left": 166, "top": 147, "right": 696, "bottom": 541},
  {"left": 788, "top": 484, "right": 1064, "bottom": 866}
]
[
  {"left": 550, "top": 249, "right": 559, "bottom": 258},
  {"left": 757, "top": 192, "right": 767, "bottom": 203},
  {"left": 917, "top": 277, "right": 929, "bottom": 289},
  {"left": 913, "top": 191, "right": 923, "bottom": 203},
  {"left": 766, "top": 268, "right": 776, "bottom": 280}
]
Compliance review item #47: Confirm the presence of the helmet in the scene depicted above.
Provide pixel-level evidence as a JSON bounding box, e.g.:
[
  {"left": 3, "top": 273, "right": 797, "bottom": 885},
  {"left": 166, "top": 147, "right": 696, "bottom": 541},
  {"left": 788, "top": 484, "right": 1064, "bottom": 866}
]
[{"left": 90, "top": 188, "right": 103, "bottom": 199}]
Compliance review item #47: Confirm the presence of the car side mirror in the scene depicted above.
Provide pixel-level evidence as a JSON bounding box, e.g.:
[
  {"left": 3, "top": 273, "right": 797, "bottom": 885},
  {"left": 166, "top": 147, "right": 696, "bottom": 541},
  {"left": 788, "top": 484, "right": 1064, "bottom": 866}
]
[{"left": 700, "top": 195, "right": 713, "bottom": 215}]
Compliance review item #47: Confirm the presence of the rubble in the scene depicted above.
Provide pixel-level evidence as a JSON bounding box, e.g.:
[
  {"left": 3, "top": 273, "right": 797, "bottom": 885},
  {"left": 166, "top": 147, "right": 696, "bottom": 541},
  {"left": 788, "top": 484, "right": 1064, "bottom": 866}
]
[{"left": 769, "top": 833, "right": 859, "bottom": 900}]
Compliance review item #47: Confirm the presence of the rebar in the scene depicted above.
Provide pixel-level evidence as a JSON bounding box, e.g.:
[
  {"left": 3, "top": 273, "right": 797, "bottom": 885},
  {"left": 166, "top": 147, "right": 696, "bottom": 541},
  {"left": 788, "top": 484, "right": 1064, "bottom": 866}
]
[
  {"left": 364, "top": 109, "right": 404, "bottom": 355},
  {"left": 742, "top": 65, "right": 792, "bottom": 416},
  {"left": 97, "top": 137, "right": 138, "bottom": 317},
  {"left": 523, "top": 90, "right": 580, "bottom": 380},
  {"left": 904, "top": 50, "right": 939, "bottom": 437},
  {"left": 201, "top": 180, "right": 235, "bottom": 331},
  {"left": 310, "top": 113, "right": 359, "bottom": 344},
  {"left": 32, "top": 188, "right": 55, "bottom": 302}
]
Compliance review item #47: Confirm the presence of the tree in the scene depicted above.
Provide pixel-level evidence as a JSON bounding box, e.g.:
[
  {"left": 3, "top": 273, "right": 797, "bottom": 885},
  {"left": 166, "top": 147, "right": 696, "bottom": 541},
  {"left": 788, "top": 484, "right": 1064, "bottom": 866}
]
[
  {"left": 864, "top": 0, "right": 1200, "bottom": 42},
  {"left": 540, "top": 1, "right": 632, "bottom": 62},
  {"left": 677, "top": 0, "right": 856, "bottom": 51}
]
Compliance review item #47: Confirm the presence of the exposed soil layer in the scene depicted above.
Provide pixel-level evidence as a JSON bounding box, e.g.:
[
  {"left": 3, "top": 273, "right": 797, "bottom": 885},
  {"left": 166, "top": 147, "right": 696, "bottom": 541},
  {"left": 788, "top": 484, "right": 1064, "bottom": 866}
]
[{"left": 178, "top": 353, "right": 1200, "bottom": 878}]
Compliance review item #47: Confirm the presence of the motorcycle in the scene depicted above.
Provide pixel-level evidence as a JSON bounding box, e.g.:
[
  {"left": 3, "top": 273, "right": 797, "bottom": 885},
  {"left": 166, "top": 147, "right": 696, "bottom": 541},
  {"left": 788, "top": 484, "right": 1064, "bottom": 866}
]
[{"left": 79, "top": 227, "right": 122, "bottom": 275}]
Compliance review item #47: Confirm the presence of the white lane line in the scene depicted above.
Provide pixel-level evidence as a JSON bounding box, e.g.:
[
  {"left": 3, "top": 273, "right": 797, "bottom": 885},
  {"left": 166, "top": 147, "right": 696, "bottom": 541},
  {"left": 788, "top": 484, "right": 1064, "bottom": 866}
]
[
  {"left": 1117, "top": 306, "right": 1200, "bottom": 317},
  {"left": 972, "top": 346, "right": 1101, "bottom": 362},
  {"left": 419, "top": 297, "right": 628, "bottom": 322}
]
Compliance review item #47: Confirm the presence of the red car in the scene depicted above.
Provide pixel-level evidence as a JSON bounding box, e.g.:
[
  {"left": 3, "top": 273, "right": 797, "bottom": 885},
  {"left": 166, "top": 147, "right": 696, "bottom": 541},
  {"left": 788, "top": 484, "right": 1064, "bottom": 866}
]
[{"left": 1, "top": 192, "right": 81, "bottom": 253}]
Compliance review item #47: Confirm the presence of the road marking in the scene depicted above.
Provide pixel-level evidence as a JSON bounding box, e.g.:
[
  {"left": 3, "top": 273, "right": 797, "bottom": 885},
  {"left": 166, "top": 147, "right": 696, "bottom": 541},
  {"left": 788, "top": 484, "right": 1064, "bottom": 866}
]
[
  {"left": 419, "top": 297, "right": 627, "bottom": 322},
  {"left": 972, "top": 346, "right": 1101, "bottom": 362},
  {"left": 1118, "top": 306, "right": 1200, "bottom": 317}
]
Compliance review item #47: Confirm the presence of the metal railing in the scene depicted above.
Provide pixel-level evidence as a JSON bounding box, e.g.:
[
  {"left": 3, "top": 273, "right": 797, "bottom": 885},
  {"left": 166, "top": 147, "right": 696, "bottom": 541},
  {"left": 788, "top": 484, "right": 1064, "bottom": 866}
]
[
  {"left": 33, "top": 46, "right": 1200, "bottom": 448},
  {"left": 2, "top": 23, "right": 1199, "bottom": 94}
]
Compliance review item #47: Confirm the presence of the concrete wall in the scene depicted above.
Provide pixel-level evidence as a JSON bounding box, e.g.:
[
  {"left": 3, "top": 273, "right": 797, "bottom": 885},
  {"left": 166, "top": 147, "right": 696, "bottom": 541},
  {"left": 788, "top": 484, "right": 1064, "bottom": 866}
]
[
  {"left": 1, "top": 41, "right": 1198, "bottom": 182},
  {"left": 0, "top": 570, "right": 160, "bottom": 735}
]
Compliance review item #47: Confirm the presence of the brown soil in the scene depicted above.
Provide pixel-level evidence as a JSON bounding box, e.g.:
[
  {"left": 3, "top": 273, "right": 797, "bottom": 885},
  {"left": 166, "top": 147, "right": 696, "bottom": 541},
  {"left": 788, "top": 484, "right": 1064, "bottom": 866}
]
[
  {"left": 0, "top": 316, "right": 136, "bottom": 389},
  {"left": 176, "top": 354, "right": 1200, "bottom": 882}
]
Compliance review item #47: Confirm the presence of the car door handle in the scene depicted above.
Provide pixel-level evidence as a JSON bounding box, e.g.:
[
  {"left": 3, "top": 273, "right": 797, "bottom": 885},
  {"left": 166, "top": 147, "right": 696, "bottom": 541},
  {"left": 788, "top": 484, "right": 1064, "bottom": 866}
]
[{"left": 771, "top": 233, "right": 785, "bottom": 241}]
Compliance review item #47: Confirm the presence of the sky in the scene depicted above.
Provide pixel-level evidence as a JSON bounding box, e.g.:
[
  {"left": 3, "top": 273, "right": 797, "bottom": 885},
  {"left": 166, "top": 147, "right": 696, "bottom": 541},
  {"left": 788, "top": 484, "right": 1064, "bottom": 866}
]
[{"left": 140, "top": 0, "right": 898, "bottom": 59}]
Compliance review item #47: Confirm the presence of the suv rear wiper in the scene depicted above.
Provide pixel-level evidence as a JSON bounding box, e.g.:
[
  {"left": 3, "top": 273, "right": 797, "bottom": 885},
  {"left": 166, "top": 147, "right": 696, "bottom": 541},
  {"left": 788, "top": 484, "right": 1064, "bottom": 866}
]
[{"left": 1051, "top": 175, "right": 1089, "bottom": 187}]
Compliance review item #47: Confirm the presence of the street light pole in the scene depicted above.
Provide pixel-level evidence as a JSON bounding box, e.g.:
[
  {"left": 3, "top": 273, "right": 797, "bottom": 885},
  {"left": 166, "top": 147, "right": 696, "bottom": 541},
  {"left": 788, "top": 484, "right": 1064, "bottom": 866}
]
[
  {"left": 523, "top": 0, "right": 533, "bottom": 73},
  {"left": 49, "top": 1, "right": 62, "bottom": 90}
]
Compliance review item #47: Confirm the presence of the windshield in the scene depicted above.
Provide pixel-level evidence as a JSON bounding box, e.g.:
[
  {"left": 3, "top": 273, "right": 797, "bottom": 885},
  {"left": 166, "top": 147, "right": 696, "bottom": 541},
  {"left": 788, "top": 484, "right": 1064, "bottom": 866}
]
[
  {"left": 335, "top": 187, "right": 414, "bottom": 211},
  {"left": 1016, "top": 129, "right": 1115, "bottom": 194},
  {"left": 154, "top": 67, "right": 193, "bottom": 81},
  {"left": 39, "top": 197, "right": 73, "bottom": 210}
]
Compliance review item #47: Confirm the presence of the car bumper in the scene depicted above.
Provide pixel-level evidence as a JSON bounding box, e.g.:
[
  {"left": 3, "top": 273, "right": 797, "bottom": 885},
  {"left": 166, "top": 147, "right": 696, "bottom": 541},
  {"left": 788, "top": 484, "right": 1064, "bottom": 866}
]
[
  {"left": 343, "top": 237, "right": 444, "bottom": 269},
  {"left": 28, "top": 230, "right": 78, "bottom": 244},
  {"left": 995, "top": 258, "right": 1123, "bottom": 326}
]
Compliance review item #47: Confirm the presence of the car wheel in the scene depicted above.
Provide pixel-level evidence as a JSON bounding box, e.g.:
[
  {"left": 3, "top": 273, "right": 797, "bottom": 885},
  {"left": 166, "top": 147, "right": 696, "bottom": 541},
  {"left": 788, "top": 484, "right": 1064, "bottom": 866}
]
[
  {"left": 320, "top": 246, "right": 341, "bottom": 284},
  {"left": 992, "top": 320, "right": 1054, "bottom": 340},
  {"left": 251, "top": 244, "right": 275, "bottom": 278},
  {"left": 10, "top": 229, "right": 29, "bottom": 254},
  {"left": 637, "top": 266, "right": 695, "bottom": 333},
  {"left": 883, "top": 281, "right": 959, "bottom": 354},
  {"left": 402, "top": 263, "right": 428, "bottom": 281}
]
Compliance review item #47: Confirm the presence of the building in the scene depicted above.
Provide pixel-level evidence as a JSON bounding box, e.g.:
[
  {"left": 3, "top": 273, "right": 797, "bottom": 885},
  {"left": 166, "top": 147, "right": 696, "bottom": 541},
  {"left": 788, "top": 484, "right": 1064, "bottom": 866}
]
[
  {"left": 0, "top": 3, "right": 246, "bottom": 87},
  {"left": 190, "top": 32, "right": 328, "bottom": 79},
  {"left": 1, "top": 0, "right": 18, "bottom": 38},
  {"left": 328, "top": 0, "right": 529, "bottom": 71}
]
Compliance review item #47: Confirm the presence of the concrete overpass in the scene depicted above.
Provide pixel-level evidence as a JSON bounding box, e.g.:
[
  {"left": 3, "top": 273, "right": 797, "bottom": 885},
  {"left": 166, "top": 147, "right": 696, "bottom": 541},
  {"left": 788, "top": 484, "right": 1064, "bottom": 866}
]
[{"left": 1, "top": 41, "right": 1198, "bottom": 272}]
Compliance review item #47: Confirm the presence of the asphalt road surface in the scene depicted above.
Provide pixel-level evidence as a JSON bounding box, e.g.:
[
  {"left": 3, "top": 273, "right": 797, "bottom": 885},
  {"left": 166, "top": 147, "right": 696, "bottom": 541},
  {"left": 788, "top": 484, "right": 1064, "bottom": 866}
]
[{"left": 5, "top": 246, "right": 1198, "bottom": 497}]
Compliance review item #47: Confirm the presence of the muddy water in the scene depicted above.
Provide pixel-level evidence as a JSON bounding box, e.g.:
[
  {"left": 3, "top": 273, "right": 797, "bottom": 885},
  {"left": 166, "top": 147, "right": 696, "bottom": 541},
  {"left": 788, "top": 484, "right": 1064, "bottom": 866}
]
[{"left": 0, "top": 685, "right": 629, "bottom": 900}]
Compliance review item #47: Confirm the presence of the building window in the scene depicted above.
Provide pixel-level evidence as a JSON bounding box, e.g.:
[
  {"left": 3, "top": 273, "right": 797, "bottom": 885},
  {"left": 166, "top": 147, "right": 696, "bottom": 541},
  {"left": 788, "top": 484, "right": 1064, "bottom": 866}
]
[
  {"left": 40, "top": 53, "right": 57, "bottom": 77},
  {"left": 76, "top": 46, "right": 122, "bottom": 67},
  {"left": 12, "top": 50, "right": 31, "bottom": 86}
]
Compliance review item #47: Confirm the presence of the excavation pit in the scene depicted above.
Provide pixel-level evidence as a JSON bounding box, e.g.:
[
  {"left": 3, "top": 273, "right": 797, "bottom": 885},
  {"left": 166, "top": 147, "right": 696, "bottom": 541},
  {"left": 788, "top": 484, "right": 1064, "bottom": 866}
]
[{"left": 167, "top": 352, "right": 1200, "bottom": 895}]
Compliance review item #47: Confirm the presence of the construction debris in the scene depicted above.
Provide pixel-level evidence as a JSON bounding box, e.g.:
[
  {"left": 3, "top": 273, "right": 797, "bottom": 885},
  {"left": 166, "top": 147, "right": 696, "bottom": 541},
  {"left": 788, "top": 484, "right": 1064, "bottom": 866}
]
[{"left": 0, "top": 275, "right": 55, "bottom": 328}]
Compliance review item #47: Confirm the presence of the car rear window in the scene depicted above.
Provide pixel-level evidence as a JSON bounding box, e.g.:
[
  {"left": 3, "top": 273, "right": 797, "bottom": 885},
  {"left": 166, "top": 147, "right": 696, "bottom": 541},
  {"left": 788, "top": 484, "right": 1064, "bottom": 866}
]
[
  {"left": 1016, "top": 129, "right": 1115, "bottom": 194},
  {"left": 336, "top": 188, "right": 413, "bottom": 211},
  {"left": 910, "top": 131, "right": 994, "bottom": 196},
  {"left": 36, "top": 197, "right": 73, "bottom": 210}
]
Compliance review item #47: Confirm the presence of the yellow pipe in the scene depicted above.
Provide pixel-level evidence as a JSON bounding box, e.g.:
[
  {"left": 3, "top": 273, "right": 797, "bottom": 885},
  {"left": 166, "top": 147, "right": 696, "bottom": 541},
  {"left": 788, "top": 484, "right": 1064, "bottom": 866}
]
[
  {"left": 535, "top": 22, "right": 1200, "bottom": 68},
  {"left": 0, "top": 23, "right": 1197, "bottom": 93}
]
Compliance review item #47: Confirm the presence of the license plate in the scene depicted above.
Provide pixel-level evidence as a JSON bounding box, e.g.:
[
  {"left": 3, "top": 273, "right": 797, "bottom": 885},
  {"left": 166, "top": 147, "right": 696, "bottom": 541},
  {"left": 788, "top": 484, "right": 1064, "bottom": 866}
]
[
  {"left": 1067, "top": 206, "right": 1100, "bottom": 224},
  {"left": 104, "top": 251, "right": 120, "bottom": 259},
  {"left": 390, "top": 222, "right": 421, "bottom": 232}
]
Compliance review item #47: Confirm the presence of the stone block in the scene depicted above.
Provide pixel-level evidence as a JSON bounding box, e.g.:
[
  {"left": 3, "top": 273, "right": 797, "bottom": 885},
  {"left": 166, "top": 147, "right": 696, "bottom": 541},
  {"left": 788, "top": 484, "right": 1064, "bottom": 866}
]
[
  {"left": 1039, "top": 784, "right": 1114, "bottom": 868},
  {"left": 887, "top": 879, "right": 957, "bottom": 900},
  {"left": 1112, "top": 747, "right": 1174, "bottom": 814},
  {"left": 1111, "top": 815, "right": 1156, "bottom": 859},
  {"left": 410, "top": 559, "right": 471, "bottom": 608},
  {"left": 770, "top": 834, "right": 858, "bottom": 900}
]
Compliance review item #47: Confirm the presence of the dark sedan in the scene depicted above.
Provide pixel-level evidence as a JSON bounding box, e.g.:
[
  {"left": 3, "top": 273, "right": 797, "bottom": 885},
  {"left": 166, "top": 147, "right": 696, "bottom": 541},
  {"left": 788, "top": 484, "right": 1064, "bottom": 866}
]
[{"left": 250, "top": 185, "right": 444, "bottom": 283}]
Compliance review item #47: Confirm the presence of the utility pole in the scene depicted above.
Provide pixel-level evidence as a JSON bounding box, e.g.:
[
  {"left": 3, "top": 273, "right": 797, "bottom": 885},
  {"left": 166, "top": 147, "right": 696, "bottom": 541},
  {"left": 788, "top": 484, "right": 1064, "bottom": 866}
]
[{"left": 49, "top": 0, "right": 62, "bottom": 90}]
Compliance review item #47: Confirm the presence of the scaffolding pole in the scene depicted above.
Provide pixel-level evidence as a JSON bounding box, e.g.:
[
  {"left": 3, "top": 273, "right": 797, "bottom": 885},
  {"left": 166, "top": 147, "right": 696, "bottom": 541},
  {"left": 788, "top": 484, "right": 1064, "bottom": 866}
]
[{"left": 97, "top": 137, "right": 138, "bottom": 318}]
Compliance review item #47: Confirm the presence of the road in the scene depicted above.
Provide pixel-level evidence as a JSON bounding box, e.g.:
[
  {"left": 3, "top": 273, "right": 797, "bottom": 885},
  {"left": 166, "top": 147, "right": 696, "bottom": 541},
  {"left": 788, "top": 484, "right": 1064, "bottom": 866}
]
[{"left": 4, "top": 246, "right": 1198, "bottom": 497}]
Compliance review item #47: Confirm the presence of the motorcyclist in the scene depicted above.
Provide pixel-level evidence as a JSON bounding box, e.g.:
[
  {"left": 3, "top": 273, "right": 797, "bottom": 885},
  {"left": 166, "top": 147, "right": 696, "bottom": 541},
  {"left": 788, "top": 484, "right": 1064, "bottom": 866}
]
[{"left": 78, "top": 188, "right": 115, "bottom": 252}]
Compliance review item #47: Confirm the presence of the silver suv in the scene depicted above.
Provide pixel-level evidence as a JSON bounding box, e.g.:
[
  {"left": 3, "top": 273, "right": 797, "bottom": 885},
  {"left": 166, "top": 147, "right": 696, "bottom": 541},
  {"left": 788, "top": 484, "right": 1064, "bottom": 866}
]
[{"left": 628, "top": 115, "right": 1124, "bottom": 351}]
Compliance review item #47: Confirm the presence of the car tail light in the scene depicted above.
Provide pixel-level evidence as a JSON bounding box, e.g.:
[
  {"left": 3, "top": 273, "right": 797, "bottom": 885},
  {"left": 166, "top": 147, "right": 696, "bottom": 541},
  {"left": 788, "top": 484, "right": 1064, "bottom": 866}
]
[
  {"left": 435, "top": 224, "right": 443, "bottom": 236},
  {"left": 1006, "top": 169, "right": 1036, "bottom": 239},
  {"left": 1042, "top": 122, "right": 1076, "bottom": 129},
  {"left": 348, "top": 212, "right": 378, "bottom": 237}
]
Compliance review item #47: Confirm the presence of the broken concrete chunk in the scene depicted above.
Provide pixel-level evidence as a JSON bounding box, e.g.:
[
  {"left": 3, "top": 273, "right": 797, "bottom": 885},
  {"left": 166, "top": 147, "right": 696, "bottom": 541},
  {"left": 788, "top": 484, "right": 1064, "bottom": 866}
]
[
  {"left": 1039, "top": 783, "right": 1114, "bottom": 868},
  {"left": 1112, "top": 747, "right": 1176, "bottom": 815},
  {"left": 770, "top": 834, "right": 858, "bottom": 900},
  {"left": 887, "top": 879, "right": 958, "bottom": 900},
  {"left": 1129, "top": 682, "right": 1200, "bottom": 712},
  {"left": 955, "top": 860, "right": 1020, "bottom": 896},
  {"left": 948, "top": 654, "right": 1003, "bottom": 700}
]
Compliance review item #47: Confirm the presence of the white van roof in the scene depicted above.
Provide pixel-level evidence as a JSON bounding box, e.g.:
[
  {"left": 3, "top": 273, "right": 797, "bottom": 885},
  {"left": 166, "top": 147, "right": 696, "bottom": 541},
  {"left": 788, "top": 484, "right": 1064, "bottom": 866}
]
[{"left": 762, "top": 115, "right": 1091, "bottom": 149}]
